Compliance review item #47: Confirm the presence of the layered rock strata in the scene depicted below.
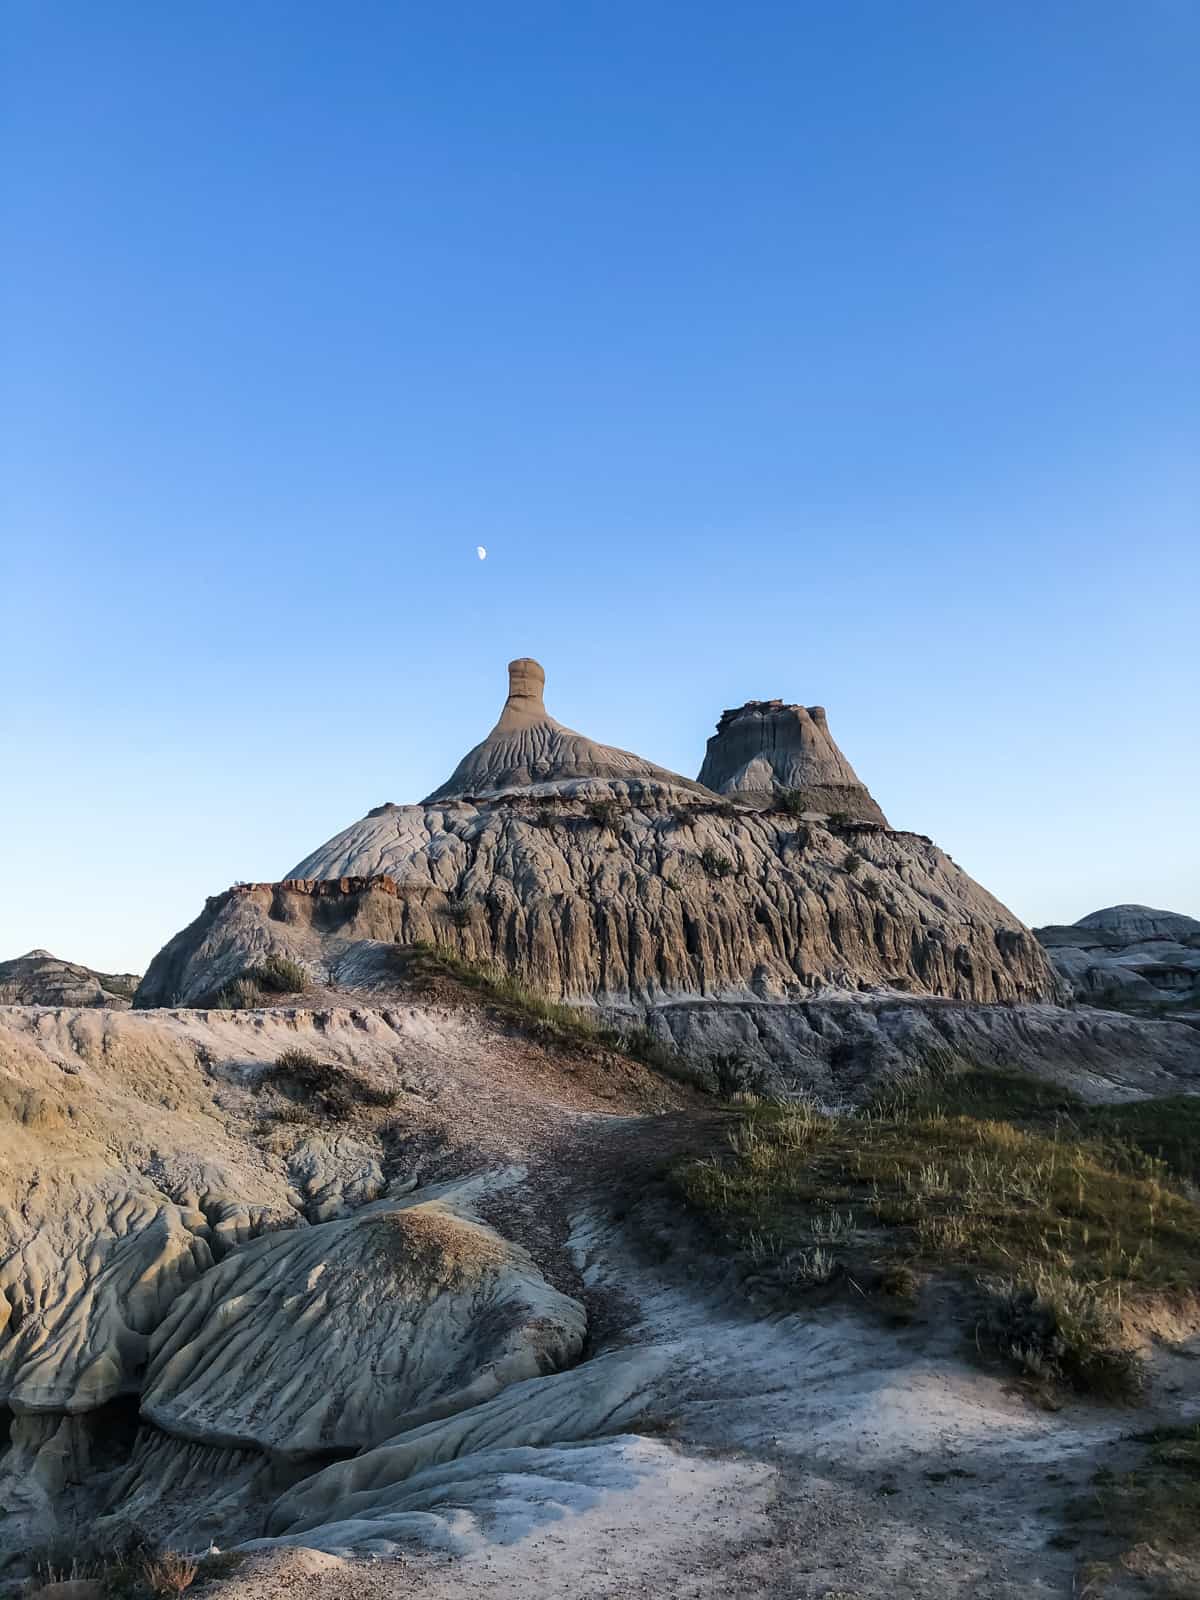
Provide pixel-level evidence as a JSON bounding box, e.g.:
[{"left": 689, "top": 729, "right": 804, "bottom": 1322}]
[
  {"left": 136, "top": 805, "right": 1056, "bottom": 1008},
  {"left": 1035, "top": 904, "right": 1200, "bottom": 1010},
  {"left": 0, "top": 949, "right": 139, "bottom": 1008},
  {"left": 697, "top": 700, "right": 887, "bottom": 822},
  {"left": 424, "top": 657, "right": 704, "bottom": 802},
  {"left": 135, "top": 655, "right": 1058, "bottom": 1008}
]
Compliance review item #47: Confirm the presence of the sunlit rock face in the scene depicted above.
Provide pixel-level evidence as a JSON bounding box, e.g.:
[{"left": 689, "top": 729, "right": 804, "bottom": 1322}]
[
  {"left": 697, "top": 700, "right": 888, "bottom": 824},
  {"left": 423, "top": 657, "right": 706, "bottom": 803},
  {"left": 0, "top": 950, "right": 138, "bottom": 1008}
]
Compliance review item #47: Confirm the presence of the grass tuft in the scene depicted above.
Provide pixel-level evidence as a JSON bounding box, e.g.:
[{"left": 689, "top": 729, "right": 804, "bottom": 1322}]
[
  {"left": 700, "top": 847, "right": 734, "bottom": 878},
  {"left": 245, "top": 953, "right": 308, "bottom": 994},
  {"left": 673, "top": 1066, "right": 1200, "bottom": 1398},
  {"left": 397, "top": 944, "right": 702, "bottom": 1087}
]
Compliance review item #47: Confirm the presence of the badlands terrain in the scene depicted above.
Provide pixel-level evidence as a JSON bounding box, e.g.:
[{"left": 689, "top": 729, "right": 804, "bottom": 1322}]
[{"left": 2, "top": 659, "right": 1199, "bottom": 1600}]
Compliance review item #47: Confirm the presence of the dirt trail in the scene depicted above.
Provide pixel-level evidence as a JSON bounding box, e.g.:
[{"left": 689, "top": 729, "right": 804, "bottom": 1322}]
[{"left": 218, "top": 1109, "right": 1200, "bottom": 1600}]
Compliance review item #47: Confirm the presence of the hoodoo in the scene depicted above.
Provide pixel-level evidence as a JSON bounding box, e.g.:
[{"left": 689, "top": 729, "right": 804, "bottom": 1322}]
[
  {"left": 135, "top": 654, "right": 1061, "bottom": 1011},
  {"left": 424, "top": 657, "right": 700, "bottom": 802},
  {"left": 698, "top": 699, "right": 888, "bottom": 824}
]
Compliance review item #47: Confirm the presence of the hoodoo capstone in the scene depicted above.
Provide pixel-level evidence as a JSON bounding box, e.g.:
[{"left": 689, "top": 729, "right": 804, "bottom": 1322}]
[
  {"left": 698, "top": 700, "right": 887, "bottom": 824},
  {"left": 424, "top": 657, "right": 702, "bottom": 802}
]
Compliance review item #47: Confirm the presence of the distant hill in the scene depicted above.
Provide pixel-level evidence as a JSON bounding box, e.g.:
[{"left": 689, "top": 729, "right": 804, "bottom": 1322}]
[
  {"left": 1035, "top": 904, "right": 1200, "bottom": 1014},
  {"left": 0, "top": 949, "right": 140, "bottom": 1008}
]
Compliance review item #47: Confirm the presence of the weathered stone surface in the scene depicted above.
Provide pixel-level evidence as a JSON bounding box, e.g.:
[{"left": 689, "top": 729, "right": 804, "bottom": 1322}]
[
  {"left": 697, "top": 700, "right": 888, "bottom": 822},
  {"left": 424, "top": 658, "right": 704, "bottom": 803},
  {"left": 261, "top": 1348, "right": 671, "bottom": 1553},
  {"left": 138, "top": 796, "right": 1058, "bottom": 1008},
  {"left": 0, "top": 950, "right": 138, "bottom": 1009},
  {"left": 641, "top": 995, "right": 1200, "bottom": 1099},
  {"left": 140, "top": 657, "right": 1050, "bottom": 1009},
  {"left": 1035, "top": 904, "right": 1200, "bottom": 1010},
  {"left": 141, "top": 1174, "right": 585, "bottom": 1458}
]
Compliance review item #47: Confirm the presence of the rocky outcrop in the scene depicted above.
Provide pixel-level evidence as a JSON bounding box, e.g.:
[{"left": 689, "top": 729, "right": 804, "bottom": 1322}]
[
  {"left": 0, "top": 950, "right": 138, "bottom": 1008},
  {"left": 641, "top": 995, "right": 1200, "bottom": 1100},
  {"left": 140, "top": 1174, "right": 585, "bottom": 1458},
  {"left": 136, "top": 800, "right": 1058, "bottom": 1008},
  {"left": 1035, "top": 904, "right": 1200, "bottom": 1012},
  {"left": 0, "top": 1001, "right": 673, "bottom": 1563},
  {"left": 697, "top": 700, "right": 887, "bottom": 823},
  {"left": 424, "top": 658, "right": 703, "bottom": 803},
  {"left": 134, "top": 655, "right": 1057, "bottom": 1009}
]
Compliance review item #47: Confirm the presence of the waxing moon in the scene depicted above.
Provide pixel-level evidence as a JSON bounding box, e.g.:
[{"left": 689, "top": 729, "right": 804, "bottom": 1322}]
[{"left": 477, "top": 546, "right": 487, "bottom": 561}]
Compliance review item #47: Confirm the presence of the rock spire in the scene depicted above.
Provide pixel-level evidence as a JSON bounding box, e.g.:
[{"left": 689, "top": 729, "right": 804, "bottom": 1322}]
[{"left": 423, "top": 657, "right": 699, "bottom": 803}]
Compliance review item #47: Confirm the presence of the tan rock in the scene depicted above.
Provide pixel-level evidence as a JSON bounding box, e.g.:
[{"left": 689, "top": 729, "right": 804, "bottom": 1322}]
[{"left": 697, "top": 699, "right": 888, "bottom": 822}]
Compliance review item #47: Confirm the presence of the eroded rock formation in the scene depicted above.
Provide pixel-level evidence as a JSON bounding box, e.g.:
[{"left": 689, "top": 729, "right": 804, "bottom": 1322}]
[
  {"left": 698, "top": 700, "right": 888, "bottom": 823},
  {"left": 136, "top": 657, "right": 1057, "bottom": 1009},
  {"left": 0, "top": 950, "right": 139, "bottom": 1008},
  {"left": 424, "top": 657, "right": 703, "bottom": 802},
  {"left": 1035, "top": 904, "right": 1200, "bottom": 1012}
]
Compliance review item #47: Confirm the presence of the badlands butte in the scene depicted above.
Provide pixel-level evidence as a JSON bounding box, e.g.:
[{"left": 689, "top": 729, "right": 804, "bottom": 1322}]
[{"left": 3, "top": 658, "right": 1199, "bottom": 1600}]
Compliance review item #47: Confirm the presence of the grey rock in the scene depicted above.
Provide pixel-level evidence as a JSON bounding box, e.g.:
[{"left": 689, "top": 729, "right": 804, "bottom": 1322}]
[
  {"left": 1035, "top": 904, "right": 1200, "bottom": 1012},
  {"left": 697, "top": 699, "right": 887, "bottom": 823},
  {"left": 0, "top": 950, "right": 139, "bottom": 1009},
  {"left": 424, "top": 657, "right": 706, "bottom": 803}
]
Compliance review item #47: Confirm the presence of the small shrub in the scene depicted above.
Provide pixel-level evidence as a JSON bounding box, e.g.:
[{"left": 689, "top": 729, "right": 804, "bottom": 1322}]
[
  {"left": 700, "top": 847, "right": 734, "bottom": 879},
  {"left": 442, "top": 901, "right": 472, "bottom": 928},
  {"left": 24, "top": 1532, "right": 197, "bottom": 1598},
  {"left": 141, "top": 1550, "right": 200, "bottom": 1596},
  {"left": 258, "top": 1048, "right": 397, "bottom": 1120},
  {"left": 712, "top": 1052, "right": 767, "bottom": 1099},
  {"left": 826, "top": 810, "right": 850, "bottom": 830},
  {"left": 977, "top": 1271, "right": 1142, "bottom": 1401},
  {"left": 534, "top": 809, "right": 558, "bottom": 829},
  {"left": 859, "top": 875, "right": 881, "bottom": 900},
  {"left": 246, "top": 954, "right": 308, "bottom": 994},
  {"left": 212, "top": 976, "right": 264, "bottom": 1010},
  {"left": 842, "top": 851, "right": 863, "bottom": 875},
  {"left": 778, "top": 790, "right": 809, "bottom": 816},
  {"left": 792, "top": 825, "right": 812, "bottom": 850}
]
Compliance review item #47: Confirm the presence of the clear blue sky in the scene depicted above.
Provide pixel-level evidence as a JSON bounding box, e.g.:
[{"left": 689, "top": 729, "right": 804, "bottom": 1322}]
[{"left": 2, "top": 2, "right": 1197, "bottom": 973}]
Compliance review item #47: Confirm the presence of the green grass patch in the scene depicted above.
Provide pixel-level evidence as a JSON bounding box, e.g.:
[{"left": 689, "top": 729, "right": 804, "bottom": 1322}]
[
  {"left": 245, "top": 953, "right": 308, "bottom": 994},
  {"left": 700, "top": 847, "right": 734, "bottom": 878},
  {"left": 674, "top": 1073, "right": 1200, "bottom": 1398},
  {"left": 398, "top": 943, "right": 701, "bottom": 1086}
]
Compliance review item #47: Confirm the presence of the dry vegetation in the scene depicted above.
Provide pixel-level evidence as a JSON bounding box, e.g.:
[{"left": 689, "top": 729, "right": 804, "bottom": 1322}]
[
  {"left": 256, "top": 1047, "right": 397, "bottom": 1120},
  {"left": 398, "top": 942, "right": 703, "bottom": 1087},
  {"left": 675, "top": 1062, "right": 1200, "bottom": 1400},
  {"left": 24, "top": 1534, "right": 241, "bottom": 1597},
  {"left": 210, "top": 953, "right": 308, "bottom": 1010}
]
